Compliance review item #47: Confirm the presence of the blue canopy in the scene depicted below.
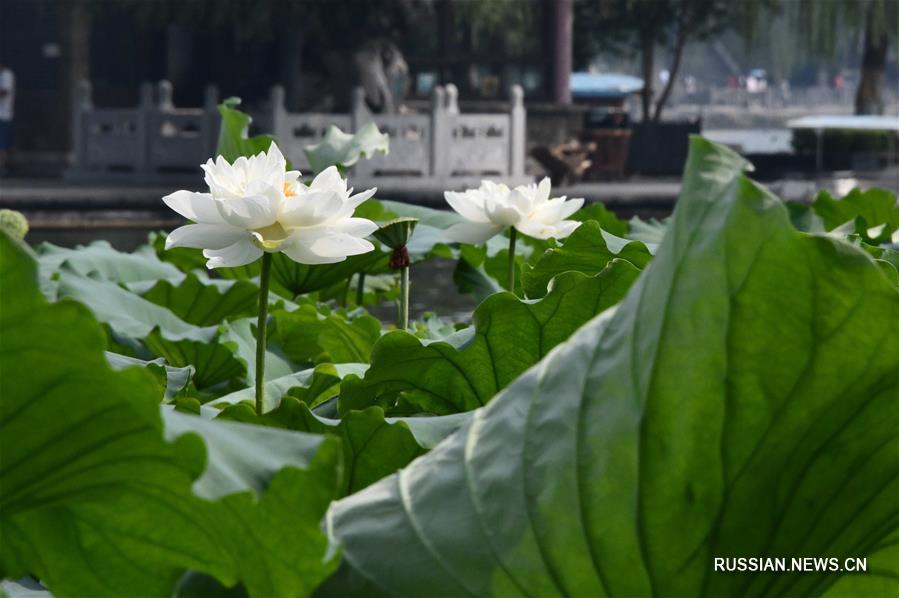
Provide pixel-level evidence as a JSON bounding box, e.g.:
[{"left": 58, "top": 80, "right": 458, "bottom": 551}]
[{"left": 570, "top": 72, "right": 644, "bottom": 99}]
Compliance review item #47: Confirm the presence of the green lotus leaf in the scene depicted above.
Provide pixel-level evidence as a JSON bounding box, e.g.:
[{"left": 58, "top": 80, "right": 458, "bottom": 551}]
[
  {"left": 372, "top": 217, "right": 418, "bottom": 250},
  {"left": 0, "top": 231, "right": 342, "bottom": 597},
  {"left": 304, "top": 122, "right": 389, "bottom": 175},
  {"left": 325, "top": 137, "right": 899, "bottom": 597},
  {"left": 523, "top": 220, "right": 653, "bottom": 298},
  {"left": 339, "top": 260, "right": 640, "bottom": 415}
]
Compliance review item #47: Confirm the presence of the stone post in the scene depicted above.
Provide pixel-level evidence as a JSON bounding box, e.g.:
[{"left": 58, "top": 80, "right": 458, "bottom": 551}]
[
  {"left": 445, "top": 83, "right": 460, "bottom": 115},
  {"left": 509, "top": 85, "right": 526, "bottom": 178},
  {"left": 351, "top": 86, "right": 370, "bottom": 132},
  {"left": 269, "top": 85, "right": 287, "bottom": 142},
  {"left": 137, "top": 82, "right": 154, "bottom": 176},
  {"left": 71, "top": 79, "right": 93, "bottom": 169},
  {"left": 430, "top": 86, "right": 448, "bottom": 179},
  {"left": 204, "top": 84, "right": 220, "bottom": 157},
  {"left": 156, "top": 80, "right": 175, "bottom": 111}
]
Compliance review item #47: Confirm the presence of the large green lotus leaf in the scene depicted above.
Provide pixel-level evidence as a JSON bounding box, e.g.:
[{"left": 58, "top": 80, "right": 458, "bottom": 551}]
[
  {"left": 325, "top": 137, "right": 899, "bottom": 596},
  {"left": 523, "top": 220, "right": 653, "bottom": 298},
  {"left": 304, "top": 122, "right": 389, "bottom": 175},
  {"left": 219, "top": 317, "right": 295, "bottom": 384},
  {"left": 133, "top": 272, "right": 259, "bottom": 326},
  {"left": 0, "top": 233, "right": 343, "bottom": 597},
  {"left": 143, "top": 332, "right": 246, "bottom": 391},
  {"left": 268, "top": 247, "right": 390, "bottom": 295},
  {"left": 106, "top": 351, "right": 194, "bottom": 399},
  {"left": 150, "top": 231, "right": 211, "bottom": 274},
  {"left": 152, "top": 234, "right": 390, "bottom": 299},
  {"left": 38, "top": 240, "right": 181, "bottom": 285},
  {"left": 56, "top": 271, "right": 246, "bottom": 390},
  {"left": 161, "top": 408, "right": 332, "bottom": 499},
  {"left": 379, "top": 200, "right": 465, "bottom": 229},
  {"left": 572, "top": 201, "right": 629, "bottom": 236},
  {"left": 217, "top": 398, "right": 470, "bottom": 497},
  {"left": 56, "top": 269, "right": 213, "bottom": 342},
  {"left": 213, "top": 249, "right": 390, "bottom": 298},
  {"left": 216, "top": 98, "right": 276, "bottom": 162},
  {"left": 339, "top": 260, "right": 640, "bottom": 415},
  {"left": 452, "top": 255, "right": 503, "bottom": 304},
  {"left": 812, "top": 187, "right": 899, "bottom": 241},
  {"left": 207, "top": 441, "right": 342, "bottom": 597},
  {"left": 219, "top": 399, "right": 424, "bottom": 496},
  {"left": 211, "top": 363, "right": 368, "bottom": 413},
  {"left": 272, "top": 305, "right": 382, "bottom": 364},
  {"left": 627, "top": 215, "right": 669, "bottom": 244}
]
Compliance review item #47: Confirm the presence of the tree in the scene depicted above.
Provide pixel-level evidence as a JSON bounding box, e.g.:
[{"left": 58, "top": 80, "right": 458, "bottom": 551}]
[
  {"left": 101, "top": 0, "right": 429, "bottom": 111},
  {"left": 853, "top": 1, "right": 895, "bottom": 114},
  {"left": 575, "top": 0, "right": 747, "bottom": 122},
  {"left": 786, "top": 0, "right": 897, "bottom": 115}
]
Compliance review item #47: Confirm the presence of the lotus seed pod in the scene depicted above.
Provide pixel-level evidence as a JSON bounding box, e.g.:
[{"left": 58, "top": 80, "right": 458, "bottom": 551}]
[{"left": 0, "top": 209, "right": 28, "bottom": 240}]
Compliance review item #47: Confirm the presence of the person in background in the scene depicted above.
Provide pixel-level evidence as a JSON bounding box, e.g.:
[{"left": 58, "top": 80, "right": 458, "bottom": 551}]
[{"left": 0, "top": 62, "right": 15, "bottom": 175}]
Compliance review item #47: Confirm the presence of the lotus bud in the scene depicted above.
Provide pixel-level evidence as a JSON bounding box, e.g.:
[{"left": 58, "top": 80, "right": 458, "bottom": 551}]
[{"left": 0, "top": 209, "right": 28, "bottom": 240}]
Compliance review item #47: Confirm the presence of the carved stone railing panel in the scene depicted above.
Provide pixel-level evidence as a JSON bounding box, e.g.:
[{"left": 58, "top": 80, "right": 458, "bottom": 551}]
[
  {"left": 67, "top": 80, "right": 528, "bottom": 188},
  {"left": 356, "top": 114, "right": 430, "bottom": 178},
  {"left": 447, "top": 114, "right": 511, "bottom": 176},
  {"left": 82, "top": 110, "right": 142, "bottom": 170},
  {"left": 148, "top": 110, "right": 210, "bottom": 170}
]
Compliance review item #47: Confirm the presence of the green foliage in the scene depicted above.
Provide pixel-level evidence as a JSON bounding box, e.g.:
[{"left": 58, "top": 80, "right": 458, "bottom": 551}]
[
  {"left": 572, "top": 201, "right": 629, "bottom": 236},
  {"left": 523, "top": 221, "right": 653, "bottom": 298},
  {"left": 106, "top": 351, "right": 194, "bottom": 399},
  {"left": 219, "top": 399, "right": 426, "bottom": 496},
  {"left": 212, "top": 363, "right": 369, "bottom": 413},
  {"left": 339, "top": 261, "right": 640, "bottom": 415},
  {"left": 810, "top": 187, "right": 899, "bottom": 243},
  {"left": 0, "top": 232, "right": 342, "bottom": 597},
  {"left": 272, "top": 305, "right": 382, "bottom": 364},
  {"left": 134, "top": 273, "right": 260, "bottom": 326},
  {"left": 304, "top": 123, "right": 389, "bottom": 175},
  {"left": 5, "top": 135, "right": 898, "bottom": 597},
  {"left": 216, "top": 98, "right": 275, "bottom": 162},
  {"left": 39, "top": 239, "right": 180, "bottom": 286},
  {"left": 372, "top": 217, "right": 418, "bottom": 250},
  {"left": 325, "top": 136, "right": 899, "bottom": 597}
]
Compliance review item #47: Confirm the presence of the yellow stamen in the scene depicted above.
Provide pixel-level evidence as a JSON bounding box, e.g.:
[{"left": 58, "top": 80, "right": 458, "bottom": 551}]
[{"left": 284, "top": 182, "right": 297, "bottom": 197}]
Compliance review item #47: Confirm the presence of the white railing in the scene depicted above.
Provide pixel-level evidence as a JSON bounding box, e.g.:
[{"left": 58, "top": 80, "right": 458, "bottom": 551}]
[{"left": 66, "top": 80, "right": 527, "bottom": 189}]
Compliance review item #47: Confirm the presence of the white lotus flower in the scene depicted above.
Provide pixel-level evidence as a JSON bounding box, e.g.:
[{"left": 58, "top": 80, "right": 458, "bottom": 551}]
[
  {"left": 444, "top": 178, "right": 583, "bottom": 244},
  {"left": 162, "top": 143, "right": 378, "bottom": 268}
]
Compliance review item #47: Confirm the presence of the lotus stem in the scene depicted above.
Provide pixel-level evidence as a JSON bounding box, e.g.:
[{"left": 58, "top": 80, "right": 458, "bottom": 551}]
[
  {"left": 356, "top": 272, "right": 366, "bottom": 306},
  {"left": 507, "top": 227, "right": 517, "bottom": 291},
  {"left": 399, "top": 266, "right": 410, "bottom": 330},
  {"left": 341, "top": 276, "right": 351, "bottom": 307},
  {"left": 255, "top": 252, "right": 273, "bottom": 416}
]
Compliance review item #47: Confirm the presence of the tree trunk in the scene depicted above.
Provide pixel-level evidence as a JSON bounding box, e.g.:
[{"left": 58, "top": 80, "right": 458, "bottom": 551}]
[
  {"left": 854, "top": 7, "right": 888, "bottom": 115},
  {"left": 652, "top": 6, "right": 689, "bottom": 122},
  {"left": 639, "top": 28, "right": 655, "bottom": 122},
  {"left": 58, "top": 1, "right": 91, "bottom": 154},
  {"left": 551, "top": 0, "right": 573, "bottom": 104}
]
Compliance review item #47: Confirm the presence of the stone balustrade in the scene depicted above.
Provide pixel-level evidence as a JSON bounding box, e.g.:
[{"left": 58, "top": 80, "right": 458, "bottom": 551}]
[{"left": 66, "top": 80, "right": 528, "bottom": 190}]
